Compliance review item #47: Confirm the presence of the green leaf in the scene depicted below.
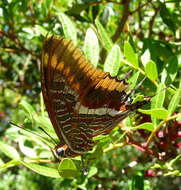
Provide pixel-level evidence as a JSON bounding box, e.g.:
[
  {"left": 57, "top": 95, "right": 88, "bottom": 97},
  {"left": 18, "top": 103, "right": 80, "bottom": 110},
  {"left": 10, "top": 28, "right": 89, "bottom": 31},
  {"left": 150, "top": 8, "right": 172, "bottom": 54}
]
[
  {"left": 104, "top": 44, "right": 121, "bottom": 77},
  {"left": 35, "top": 25, "right": 50, "bottom": 37},
  {"left": 160, "top": 3, "right": 176, "bottom": 32},
  {"left": 21, "top": 161, "right": 60, "bottom": 178},
  {"left": 95, "top": 19, "right": 113, "bottom": 52},
  {"left": 168, "top": 84, "right": 181, "bottom": 116},
  {"left": 129, "top": 71, "right": 140, "bottom": 89},
  {"left": 58, "top": 158, "right": 78, "bottom": 178},
  {"left": 34, "top": 115, "right": 55, "bottom": 134},
  {"left": 144, "top": 60, "right": 158, "bottom": 81},
  {"left": 168, "top": 154, "right": 181, "bottom": 168},
  {"left": 134, "top": 122, "right": 154, "bottom": 132},
  {"left": 83, "top": 28, "right": 99, "bottom": 67},
  {"left": 151, "top": 83, "right": 166, "bottom": 109},
  {"left": 138, "top": 108, "right": 168, "bottom": 120},
  {"left": 141, "top": 49, "right": 150, "bottom": 66},
  {"left": 67, "top": 4, "right": 89, "bottom": 15},
  {"left": 176, "top": 113, "right": 181, "bottom": 122},
  {"left": 0, "top": 141, "right": 21, "bottom": 160},
  {"left": 130, "top": 172, "right": 144, "bottom": 190},
  {"left": 58, "top": 12, "right": 77, "bottom": 44},
  {"left": 123, "top": 123, "right": 154, "bottom": 132},
  {"left": 162, "top": 56, "right": 178, "bottom": 85},
  {"left": 0, "top": 158, "right": 4, "bottom": 166},
  {"left": 124, "top": 41, "right": 138, "bottom": 68},
  {"left": 132, "top": 95, "right": 144, "bottom": 104},
  {"left": 0, "top": 160, "right": 21, "bottom": 170},
  {"left": 19, "top": 100, "right": 36, "bottom": 121},
  {"left": 87, "top": 166, "right": 98, "bottom": 178},
  {"left": 151, "top": 83, "right": 166, "bottom": 125},
  {"left": 19, "top": 137, "right": 37, "bottom": 158},
  {"left": 164, "top": 170, "right": 181, "bottom": 176}
]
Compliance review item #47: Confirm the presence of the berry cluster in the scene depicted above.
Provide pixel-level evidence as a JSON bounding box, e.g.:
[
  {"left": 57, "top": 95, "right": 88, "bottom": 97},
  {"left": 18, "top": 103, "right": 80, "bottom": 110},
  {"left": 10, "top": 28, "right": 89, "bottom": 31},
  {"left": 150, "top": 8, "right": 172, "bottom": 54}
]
[{"left": 128, "top": 114, "right": 181, "bottom": 177}]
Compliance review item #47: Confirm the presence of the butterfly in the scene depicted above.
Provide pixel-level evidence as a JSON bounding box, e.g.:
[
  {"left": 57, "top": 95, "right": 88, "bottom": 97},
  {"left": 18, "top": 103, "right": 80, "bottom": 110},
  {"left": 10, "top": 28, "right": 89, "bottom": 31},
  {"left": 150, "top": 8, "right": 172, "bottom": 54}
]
[{"left": 41, "top": 35, "right": 148, "bottom": 159}]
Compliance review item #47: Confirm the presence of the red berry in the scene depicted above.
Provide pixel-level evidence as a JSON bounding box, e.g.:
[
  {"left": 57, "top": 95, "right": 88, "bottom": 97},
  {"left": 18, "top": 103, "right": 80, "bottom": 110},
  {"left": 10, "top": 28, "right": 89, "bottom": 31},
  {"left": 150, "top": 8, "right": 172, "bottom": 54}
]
[
  {"left": 156, "top": 131, "right": 164, "bottom": 138},
  {"left": 177, "top": 131, "right": 181, "bottom": 138},
  {"left": 174, "top": 142, "right": 181, "bottom": 148},
  {"left": 177, "top": 121, "right": 181, "bottom": 126},
  {"left": 145, "top": 169, "right": 155, "bottom": 177}
]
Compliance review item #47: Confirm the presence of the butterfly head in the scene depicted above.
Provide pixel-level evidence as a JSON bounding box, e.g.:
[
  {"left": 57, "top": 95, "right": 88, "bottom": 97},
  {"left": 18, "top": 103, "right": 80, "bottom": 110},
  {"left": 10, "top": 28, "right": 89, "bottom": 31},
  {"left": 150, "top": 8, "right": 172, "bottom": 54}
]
[{"left": 52, "top": 144, "right": 68, "bottom": 159}]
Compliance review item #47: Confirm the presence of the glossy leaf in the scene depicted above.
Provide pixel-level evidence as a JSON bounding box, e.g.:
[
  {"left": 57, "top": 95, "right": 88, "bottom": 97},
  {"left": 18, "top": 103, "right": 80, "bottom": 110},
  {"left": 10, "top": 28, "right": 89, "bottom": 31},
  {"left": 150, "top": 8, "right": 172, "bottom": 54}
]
[
  {"left": 162, "top": 56, "right": 178, "bottom": 85},
  {"left": 21, "top": 161, "right": 60, "bottom": 178},
  {"left": 58, "top": 158, "right": 78, "bottom": 178},
  {"left": 138, "top": 108, "right": 168, "bottom": 120},
  {"left": 151, "top": 83, "right": 166, "bottom": 125},
  {"left": 0, "top": 160, "right": 21, "bottom": 170},
  {"left": 160, "top": 3, "right": 176, "bottom": 32},
  {"left": 95, "top": 19, "right": 113, "bottom": 52},
  {"left": 104, "top": 44, "right": 121, "bottom": 76},
  {"left": 19, "top": 100, "right": 36, "bottom": 120},
  {"left": 124, "top": 122, "right": 154, "bottom": 132},
  {"left": 35, "top": 25, "right": 50, "bottom": 37},
  {"left": 168, "top": 83, "right": 181, "bottom": 116},
  {"left": 19, "top": 137, "right": 37, "bottom": 158},
  {"left": 141, "top": 49, "right": 150, "bottom": 66},
  {"left": 132, "top": 95, "right": 144, "bottom": 104},
  {"left": 58, "top": 12, "right": 77, "bottom": 44},
  {"left": 124, "top": 41, "right": 139, "bottom": 68},
  {"left": 134, "top": 122, "right": 154, "bottom": 132},
  {"left": 87, "top": 166, "right": 98, "bottom": 178},
  {"left": 130, "top": 172, "right": 144, "bottom": 190},
  {"left": 0, "top": 141, "right": 21, "bottom": 160},
  {"left": 144, "top": 60, "right": 158, "bottom": 81},
  {"left": 83, "top": 28, "right": 99, "bottom": 67}
]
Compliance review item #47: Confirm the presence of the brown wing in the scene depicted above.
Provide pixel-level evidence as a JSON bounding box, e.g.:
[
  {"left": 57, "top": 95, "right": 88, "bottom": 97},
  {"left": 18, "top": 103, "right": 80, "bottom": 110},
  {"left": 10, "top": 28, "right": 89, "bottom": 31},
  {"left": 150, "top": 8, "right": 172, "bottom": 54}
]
[{"left": 41, "top": 35, "right": 132, "bottom": 157}]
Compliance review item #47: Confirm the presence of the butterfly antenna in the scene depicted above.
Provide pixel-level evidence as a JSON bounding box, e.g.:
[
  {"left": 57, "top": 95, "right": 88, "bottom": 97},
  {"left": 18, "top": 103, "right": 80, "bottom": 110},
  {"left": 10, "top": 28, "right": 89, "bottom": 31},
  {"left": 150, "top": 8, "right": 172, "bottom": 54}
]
[
  {"left": 81, "top": 155, "right": 88, "bottom": 176},
  {"left": 9, "top": 121, "right": 47, "bottom": 140},
  {"left": 38, "top": 126, "right": 58, "bottom": 146},
  {"left": 129, "top": 76, "right": 147, "bottom": 97},
  {"left": 148, "top": 86, "right": 170, "bottom": 99}
]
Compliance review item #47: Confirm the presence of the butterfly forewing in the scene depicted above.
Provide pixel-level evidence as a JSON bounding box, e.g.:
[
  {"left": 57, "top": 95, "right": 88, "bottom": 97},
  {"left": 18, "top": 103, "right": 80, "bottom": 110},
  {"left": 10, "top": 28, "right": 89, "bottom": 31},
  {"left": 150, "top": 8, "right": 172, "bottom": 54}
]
[{"left": 41, "top": 35, "right": 139, "bottom": 157}]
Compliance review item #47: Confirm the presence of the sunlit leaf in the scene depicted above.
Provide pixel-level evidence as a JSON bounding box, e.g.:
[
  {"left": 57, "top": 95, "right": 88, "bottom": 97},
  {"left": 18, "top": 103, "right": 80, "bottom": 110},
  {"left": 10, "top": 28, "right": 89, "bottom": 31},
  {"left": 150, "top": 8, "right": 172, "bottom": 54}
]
[
  {"left": 144, "top": 60, "right": 158, "bottom": 81},
  {"left": 124, "top": 41, "right": 138, "bottom": 68},
  {"left": 58, "top": 12, "right": 77, "bottom": 44},
  {"left": 58, "top": 158, "right": 78, "bottom": 178},
  {"left": 168, "top": 84, "right": 181, "bottom": 116},
  {"left": 95, "top": 19, "right": 113, "bottom": 51},
  {"left": 104, "top": 44, "right": 121, "bottom": 76},
  {"left": 21, "top": 161, "right": 61, "bottom": 178},
  {"left": 83, "top": 28, "right": 99, "bottom": 67},
  {"left": 0, "top": 141, "right": 21, "bottom": 160},
  {"left": 138, "top": 108, "right": 168, "bottom": 119}
]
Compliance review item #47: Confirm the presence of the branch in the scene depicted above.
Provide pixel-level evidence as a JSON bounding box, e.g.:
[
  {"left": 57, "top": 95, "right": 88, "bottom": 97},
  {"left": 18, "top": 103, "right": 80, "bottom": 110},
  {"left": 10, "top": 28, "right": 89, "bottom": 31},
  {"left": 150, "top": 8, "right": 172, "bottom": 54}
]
[
  {"left": 111, "top": 0, "right": 131, "bottom": 43},
  {"left": 149, "top": 5, "right": 160, "bottom": 38},
  {"left": 130, "top": 0, "right": 152, "bottom": 15},
  {"left": 0, "top": 30, "right": 40, "bottom": 59}
]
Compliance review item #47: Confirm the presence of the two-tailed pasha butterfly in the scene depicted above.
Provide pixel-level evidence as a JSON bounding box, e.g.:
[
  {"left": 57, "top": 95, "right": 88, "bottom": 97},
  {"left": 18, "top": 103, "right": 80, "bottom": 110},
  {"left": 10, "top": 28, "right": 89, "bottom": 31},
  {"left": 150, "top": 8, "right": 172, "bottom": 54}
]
[{"left": 41, "top": 35, "right": 148, "bottom": 159}]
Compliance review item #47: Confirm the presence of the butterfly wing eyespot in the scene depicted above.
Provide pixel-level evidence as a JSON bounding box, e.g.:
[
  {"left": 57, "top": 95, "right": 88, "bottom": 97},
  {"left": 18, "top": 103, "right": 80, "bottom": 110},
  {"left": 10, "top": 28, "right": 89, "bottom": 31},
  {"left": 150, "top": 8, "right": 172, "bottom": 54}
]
[{"left": 41, "top": 35, "right": 146, "bottom": 158}]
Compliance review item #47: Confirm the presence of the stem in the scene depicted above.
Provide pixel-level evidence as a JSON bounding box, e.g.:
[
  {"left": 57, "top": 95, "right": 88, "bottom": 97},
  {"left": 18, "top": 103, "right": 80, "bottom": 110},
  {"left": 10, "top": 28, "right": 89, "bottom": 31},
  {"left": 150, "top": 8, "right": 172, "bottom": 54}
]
[
  {"left": 112, "top": 0, "right": 131, "bottom": 43},
  {"left": 145, "top": 113, "right": 180, "bottom": 148}
]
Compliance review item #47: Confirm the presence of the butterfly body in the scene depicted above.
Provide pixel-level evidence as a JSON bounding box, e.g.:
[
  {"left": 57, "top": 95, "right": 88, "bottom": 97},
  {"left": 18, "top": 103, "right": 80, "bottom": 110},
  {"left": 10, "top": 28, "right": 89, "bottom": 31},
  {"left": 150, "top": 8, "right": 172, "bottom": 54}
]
[{"left": 41, "top": 35, "right": 147, "bottom": 158}]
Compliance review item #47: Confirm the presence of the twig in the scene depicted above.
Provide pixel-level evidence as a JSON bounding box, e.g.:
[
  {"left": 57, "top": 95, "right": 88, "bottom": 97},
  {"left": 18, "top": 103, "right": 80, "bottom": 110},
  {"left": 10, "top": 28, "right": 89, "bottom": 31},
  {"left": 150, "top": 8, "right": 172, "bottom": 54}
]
[
  {"left": 0, "top": 30, "right": 40, "bottom": 59},
  {"left": 126, "top": 133, "right": 159, "bottom": 158},
  {"left": 149, "top": 5, "right": 160, "bottom": 38},
  {"left": 130, "top": 0, "right": 152, "bottom": 14},
  {"left": 111, "top": 0, "right": 131, "bottom": 43}
]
